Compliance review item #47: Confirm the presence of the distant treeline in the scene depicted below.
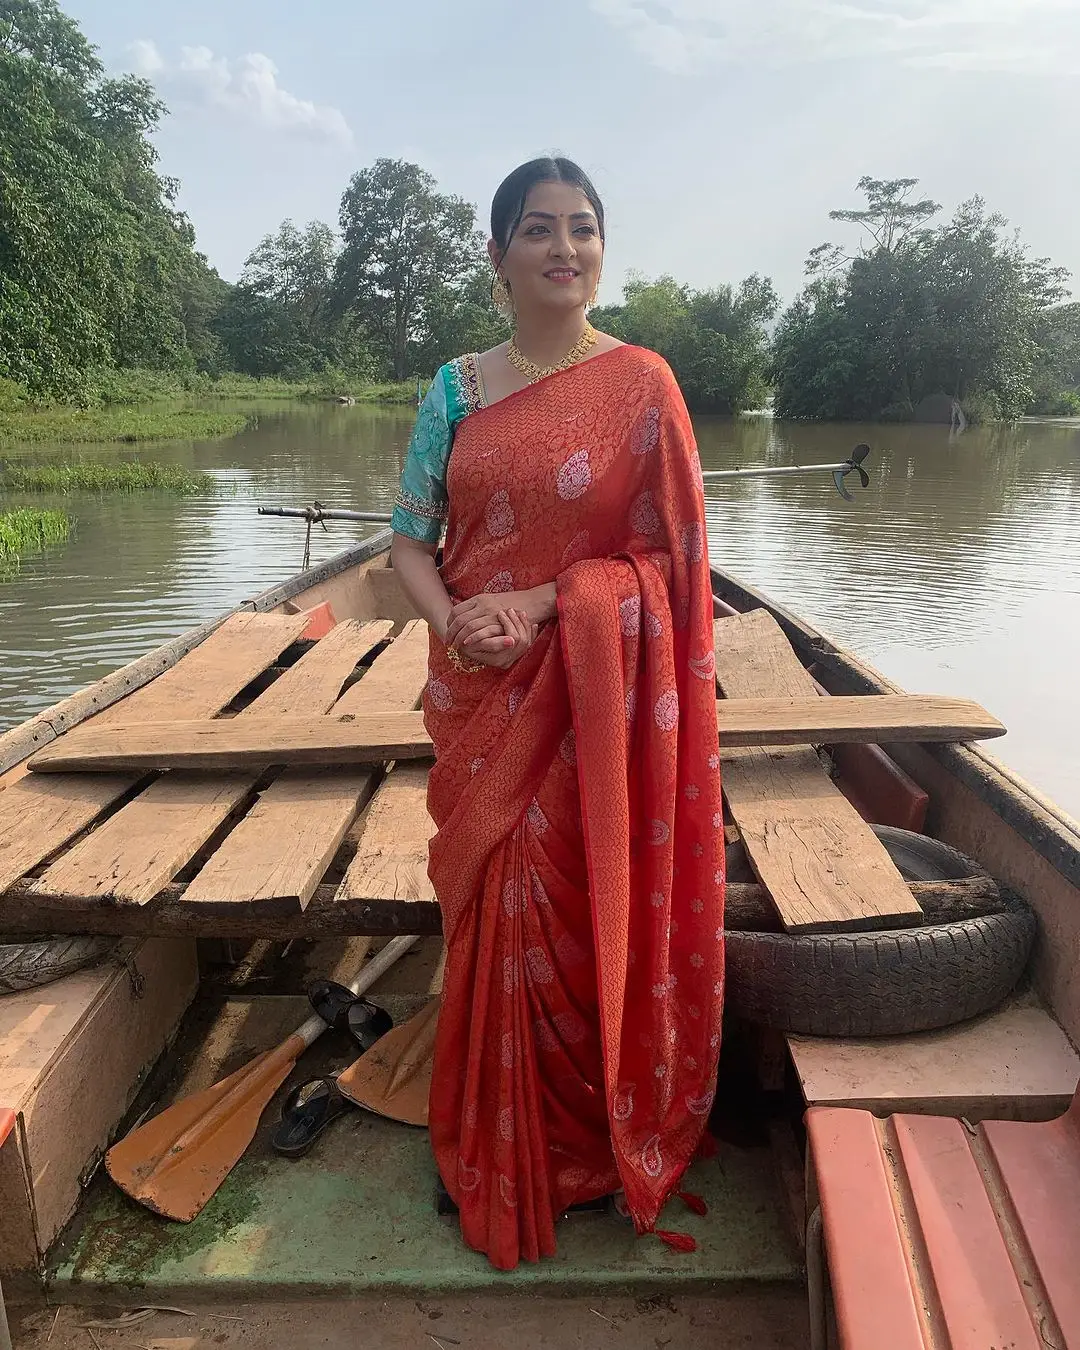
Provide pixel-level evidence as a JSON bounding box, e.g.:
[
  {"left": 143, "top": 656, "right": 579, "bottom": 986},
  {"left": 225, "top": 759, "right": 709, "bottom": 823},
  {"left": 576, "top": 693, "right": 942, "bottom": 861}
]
[{"left": 2, "top": 1, "right": 1077, "bottom": 420}]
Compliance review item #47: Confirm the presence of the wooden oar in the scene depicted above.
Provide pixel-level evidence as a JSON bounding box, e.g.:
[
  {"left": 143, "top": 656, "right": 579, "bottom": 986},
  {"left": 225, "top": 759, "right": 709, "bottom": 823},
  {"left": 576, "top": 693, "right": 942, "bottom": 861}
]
[
  {"left": 105, "top": 934, "right": 419, "bottom": 1222},
  {"left": 27, "top": 695, "right": 1005, "bottom": 774}
]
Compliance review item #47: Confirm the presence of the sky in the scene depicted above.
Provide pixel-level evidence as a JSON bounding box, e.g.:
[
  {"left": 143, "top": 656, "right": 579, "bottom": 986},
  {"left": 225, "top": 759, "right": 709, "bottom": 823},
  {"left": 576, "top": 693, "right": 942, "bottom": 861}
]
[{"left": 70, "top": 0, "right": 1080, "bottom": 305}]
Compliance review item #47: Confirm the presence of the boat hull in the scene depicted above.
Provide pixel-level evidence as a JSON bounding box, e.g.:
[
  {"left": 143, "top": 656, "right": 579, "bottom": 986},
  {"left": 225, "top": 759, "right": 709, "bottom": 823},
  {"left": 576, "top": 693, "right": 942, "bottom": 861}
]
[{"left": 1, "top": 529, "right": 1077, "bottom": 1043}]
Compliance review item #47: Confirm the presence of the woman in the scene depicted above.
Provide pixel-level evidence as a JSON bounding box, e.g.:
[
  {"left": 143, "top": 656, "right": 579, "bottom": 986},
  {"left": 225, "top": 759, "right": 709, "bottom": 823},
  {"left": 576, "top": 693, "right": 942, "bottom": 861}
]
[{"left": 390, "top": 157, "right": 724, "bottom": 1271}]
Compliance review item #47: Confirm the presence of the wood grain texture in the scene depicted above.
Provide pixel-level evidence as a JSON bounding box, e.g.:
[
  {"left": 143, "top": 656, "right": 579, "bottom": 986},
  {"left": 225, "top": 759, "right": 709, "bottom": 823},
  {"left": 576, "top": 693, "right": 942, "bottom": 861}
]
[
  {"left": 182, "top": 768, "right": 380, "bottom": 911},
  {"left": 714, "top": 694, "right": 1004, "bottom": 745},
  {"left": 28, "top": 691, "right": 998, "bottom": 775},
  {"left": 183, "top": 620, "right": 431, "bottom": 910},
  {"left": 715, "top": 608, "right": 922, "bottom": 932},
  {"left": 31, "top": 621, "right": 392, "bottom": 905},
  {"left": 0, "top": 875, "right": 999, "bottom": 939},
  {"left": 0, "top": 612, "right": 308, "bottom": 893},
  {"left": 337, "top": 761, "right": 435, "bottom": 906},
  {"left": 26, "top": 710, "right": 432, "bottom": 773}
]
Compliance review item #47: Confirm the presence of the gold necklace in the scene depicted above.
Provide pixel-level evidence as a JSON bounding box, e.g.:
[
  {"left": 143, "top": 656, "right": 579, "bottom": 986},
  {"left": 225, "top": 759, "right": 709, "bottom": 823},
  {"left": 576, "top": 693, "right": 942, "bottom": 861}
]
[{"left": 506, "top": 323, "right": 599, "bottom": 384}]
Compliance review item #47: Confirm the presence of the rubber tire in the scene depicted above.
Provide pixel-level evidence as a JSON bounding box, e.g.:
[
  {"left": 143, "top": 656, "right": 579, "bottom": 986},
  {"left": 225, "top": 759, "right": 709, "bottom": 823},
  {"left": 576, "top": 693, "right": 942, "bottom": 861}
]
[
  {"left": 0, "top": 934, "right": 119, "bottom": 994},
  {"left": 725, "top": 830, "right": 1036, "bottom": 1037},
  {"left": 868, "top": 824, "right": 992, "bottom": 883}
]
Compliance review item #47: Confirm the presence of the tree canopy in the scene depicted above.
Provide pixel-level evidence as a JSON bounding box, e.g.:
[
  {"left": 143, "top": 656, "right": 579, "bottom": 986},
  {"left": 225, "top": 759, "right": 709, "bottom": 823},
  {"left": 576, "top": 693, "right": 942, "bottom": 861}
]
[
  {"left": 592, "top": 273, "right": 778, "bottom": 414},
  {"left": 334, "top": 159, "right": 484, "bottom": 380},
  {"left": 0, "top": 0, "right": 223, "bottom": 398},
  {"left": 2, "top": 3, "right": 1076, "bottom": 420},
  {"left": 771, "top": 178, "right": 1070, "bottom": 422}
]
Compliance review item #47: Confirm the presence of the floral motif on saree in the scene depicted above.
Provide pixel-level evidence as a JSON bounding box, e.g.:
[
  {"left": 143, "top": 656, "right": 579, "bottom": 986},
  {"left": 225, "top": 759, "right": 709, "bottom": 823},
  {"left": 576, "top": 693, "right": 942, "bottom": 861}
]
[{"left": 407, "top": 345, "right": 724, "bottom": 1272}]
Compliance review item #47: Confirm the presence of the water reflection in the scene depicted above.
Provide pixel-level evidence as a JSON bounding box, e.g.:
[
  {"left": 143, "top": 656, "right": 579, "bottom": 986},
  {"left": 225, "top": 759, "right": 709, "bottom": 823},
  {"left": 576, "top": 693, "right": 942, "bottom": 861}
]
[{"left": 1, "top": 404, "right": 1077, "bottom": 814}]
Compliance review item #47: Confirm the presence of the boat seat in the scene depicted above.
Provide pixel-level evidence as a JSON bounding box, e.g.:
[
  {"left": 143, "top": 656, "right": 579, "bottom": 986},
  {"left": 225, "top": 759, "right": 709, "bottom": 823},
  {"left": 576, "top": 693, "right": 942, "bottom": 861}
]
[
  {"left": 804, "top": 1082, "right": 1080, "bottom": 1350},
  {"left": 1, "top": 1106, "right": 16, "bottom": 1348}
]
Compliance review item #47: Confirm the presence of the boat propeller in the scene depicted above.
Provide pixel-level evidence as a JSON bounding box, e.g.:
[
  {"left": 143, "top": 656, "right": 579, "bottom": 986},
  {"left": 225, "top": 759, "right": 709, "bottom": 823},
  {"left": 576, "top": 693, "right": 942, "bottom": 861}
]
[{"left": 833, "top": 444, "right": 872, "bottom": 501}]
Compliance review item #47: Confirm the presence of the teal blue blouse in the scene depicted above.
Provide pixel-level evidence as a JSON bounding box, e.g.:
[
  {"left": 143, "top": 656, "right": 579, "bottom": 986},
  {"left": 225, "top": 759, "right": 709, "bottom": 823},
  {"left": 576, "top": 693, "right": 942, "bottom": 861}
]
[{"left": 390, "top": 355, "right": 486, "bottom": 544}]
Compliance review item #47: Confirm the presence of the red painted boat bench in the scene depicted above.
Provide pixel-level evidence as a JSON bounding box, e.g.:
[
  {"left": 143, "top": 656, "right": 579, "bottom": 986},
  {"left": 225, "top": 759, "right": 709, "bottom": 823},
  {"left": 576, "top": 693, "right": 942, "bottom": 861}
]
[
  {"left": 1, "top": 1106, "right": 15, "bottom": 1350},
  {"left": 805, "top": 1084, "right": 1080, "bottom": 1350}
]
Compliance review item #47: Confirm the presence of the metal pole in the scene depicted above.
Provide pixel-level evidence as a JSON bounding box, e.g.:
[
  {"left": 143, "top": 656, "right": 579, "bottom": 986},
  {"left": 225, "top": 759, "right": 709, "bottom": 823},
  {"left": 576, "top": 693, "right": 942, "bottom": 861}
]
[
  {"left": 255, "top": 446, "right": 872, "bottom": 531},
  {"left": 258, "top": 507, "right": 395, "bottom": 524},
  {"left": 701, "top": 461, "right": 856, "bottom": 480}
]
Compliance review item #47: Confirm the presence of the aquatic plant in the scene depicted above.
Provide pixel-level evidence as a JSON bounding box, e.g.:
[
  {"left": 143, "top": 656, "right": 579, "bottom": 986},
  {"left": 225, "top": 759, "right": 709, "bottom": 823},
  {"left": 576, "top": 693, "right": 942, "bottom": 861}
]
[
  {"left": 0, "top": 407, "right": 249, "bottom": 447},
  {"left": 0, "top": 508, "right": 72, "bottom": 573},
  {"left": 0, "top": 460, "right": 218, "bottom": 495}
]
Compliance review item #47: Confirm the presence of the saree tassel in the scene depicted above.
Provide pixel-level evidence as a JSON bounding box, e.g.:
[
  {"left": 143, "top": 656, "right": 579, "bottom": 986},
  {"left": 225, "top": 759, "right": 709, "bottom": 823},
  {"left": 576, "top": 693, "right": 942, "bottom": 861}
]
[
  {"left": 654, "top": 1228, "right": 698, "bottom": 1254},
  {"left": 677, "top": 1190, "right": 708, "bottom": 1216}
]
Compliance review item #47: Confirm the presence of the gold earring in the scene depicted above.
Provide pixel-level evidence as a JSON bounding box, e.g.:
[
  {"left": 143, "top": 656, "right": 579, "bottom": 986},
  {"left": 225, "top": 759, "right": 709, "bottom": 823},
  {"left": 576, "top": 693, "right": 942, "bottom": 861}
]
[{"left": 492, "top": 275, "right": 515, "bottom": 321}]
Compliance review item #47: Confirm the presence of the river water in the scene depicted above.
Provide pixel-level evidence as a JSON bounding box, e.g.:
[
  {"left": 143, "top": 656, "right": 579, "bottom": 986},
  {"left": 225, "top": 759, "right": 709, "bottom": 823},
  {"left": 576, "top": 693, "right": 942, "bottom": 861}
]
[{"left": 2, "top": 404, "right": 1078, "bottom": 816}]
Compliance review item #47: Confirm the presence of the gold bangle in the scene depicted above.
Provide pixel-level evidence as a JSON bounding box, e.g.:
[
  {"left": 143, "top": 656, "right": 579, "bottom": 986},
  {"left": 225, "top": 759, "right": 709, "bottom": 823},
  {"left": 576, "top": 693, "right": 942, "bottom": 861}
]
[{"left": 446, "top": 643, "right": 482, "bottom": 674}]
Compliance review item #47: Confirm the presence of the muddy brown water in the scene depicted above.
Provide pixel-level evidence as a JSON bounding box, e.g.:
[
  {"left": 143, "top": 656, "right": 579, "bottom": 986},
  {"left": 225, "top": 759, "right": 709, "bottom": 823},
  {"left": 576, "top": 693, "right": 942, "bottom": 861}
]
[{"left": 1, "top": 404, "right": 1078, "bottom": 816}]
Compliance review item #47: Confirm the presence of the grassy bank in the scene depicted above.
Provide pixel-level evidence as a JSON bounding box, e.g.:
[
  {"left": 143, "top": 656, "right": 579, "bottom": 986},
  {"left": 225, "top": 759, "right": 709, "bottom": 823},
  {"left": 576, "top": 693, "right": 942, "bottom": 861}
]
[
  {"left": 0, "top": 369, "right": 419, "bottom": 448},
  {"left": 0, "top": 406, "right": 249, "bottom": 447},
  {"left": 43, "top": 368, "right": 421, "bottom": 406},
  {"left": 0, "top": 507, "right": 72, "bottom": 573},
  {"left": 1, "top": 459, "right": 217, "bottom": 495}
]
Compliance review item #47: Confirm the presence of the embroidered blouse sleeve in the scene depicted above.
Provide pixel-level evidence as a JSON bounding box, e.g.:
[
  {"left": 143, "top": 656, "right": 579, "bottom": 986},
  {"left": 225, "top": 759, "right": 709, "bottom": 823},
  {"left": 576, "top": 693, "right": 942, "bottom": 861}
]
[{"left": 390, "top": 367, "right": 452, "bottom": 545}]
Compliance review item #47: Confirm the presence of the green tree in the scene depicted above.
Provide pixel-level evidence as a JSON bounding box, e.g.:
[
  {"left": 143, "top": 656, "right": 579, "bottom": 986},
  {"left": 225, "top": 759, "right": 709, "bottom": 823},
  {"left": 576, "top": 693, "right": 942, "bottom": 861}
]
[
  {"left": 243, "top": 219, "right": 337, "bottom": 320},
  {"left": 772, "top": 178, "right": 1070, "bottom": 422},
  {"left": 232, "top": 218, "right": 370, "bottom": 378},
  {"left": 409, "top": 264, "right": 507, "bottom": 373},
  {"left": 0, "top": 0, "right": 224, "bottom": 397},
  {"left": 334, "top": 159, "right": 482, "bottom": 379},
  {"left": 593, "top": 272, "right": 777, "bottom": 413},
  {"left": 1030, "top": 302, "right": 1080, "bottom": 414},
  {"left": 826, "top": 175, "right": 940, "bottom": 254},
  {"left": 213, "top": 287, "right": 322, "bottom": 380}
]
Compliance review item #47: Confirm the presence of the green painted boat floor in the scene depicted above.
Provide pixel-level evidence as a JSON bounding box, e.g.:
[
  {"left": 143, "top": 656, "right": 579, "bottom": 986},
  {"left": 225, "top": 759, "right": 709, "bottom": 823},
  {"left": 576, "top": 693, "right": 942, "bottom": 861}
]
[{"left": 50, "top": 995, "right": 801, "bottom": 1299}]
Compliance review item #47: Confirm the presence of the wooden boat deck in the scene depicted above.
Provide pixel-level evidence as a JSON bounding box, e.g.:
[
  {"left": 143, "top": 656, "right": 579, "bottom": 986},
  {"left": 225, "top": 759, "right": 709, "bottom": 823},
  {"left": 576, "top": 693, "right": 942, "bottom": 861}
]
[
  {"left": 0, "top": 612, "right": 442, "bottom": 937},
  {"left": 0, "top": 565, "right": 971, "bottom": 940},
  {"left": 1, "top": 531, "right": 1079, "bottom": 1035},
  {"left": 3, "top": 531, "right": 1079, "bottom": 1320}
]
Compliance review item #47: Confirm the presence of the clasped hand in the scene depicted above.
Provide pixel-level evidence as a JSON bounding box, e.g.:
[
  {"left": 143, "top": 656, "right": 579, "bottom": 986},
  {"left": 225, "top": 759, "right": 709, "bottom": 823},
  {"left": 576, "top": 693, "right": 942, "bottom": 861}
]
[{"left": 445, "top": 592, "right": 539, "bottom": 670}]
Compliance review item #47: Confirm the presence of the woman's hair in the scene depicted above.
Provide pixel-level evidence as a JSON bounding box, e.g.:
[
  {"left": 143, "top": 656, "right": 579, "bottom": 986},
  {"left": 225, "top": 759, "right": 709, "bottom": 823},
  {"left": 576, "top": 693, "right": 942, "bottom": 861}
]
[{"left": 490, "top": 157, "right": 606, "bottom": 258}]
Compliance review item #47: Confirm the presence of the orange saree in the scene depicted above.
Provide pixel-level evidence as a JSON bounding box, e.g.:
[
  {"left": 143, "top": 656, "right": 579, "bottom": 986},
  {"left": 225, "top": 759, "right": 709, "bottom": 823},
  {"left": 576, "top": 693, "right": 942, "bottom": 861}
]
[{"left": 424, "top": 345, "right": 724, "bottom": 1271}]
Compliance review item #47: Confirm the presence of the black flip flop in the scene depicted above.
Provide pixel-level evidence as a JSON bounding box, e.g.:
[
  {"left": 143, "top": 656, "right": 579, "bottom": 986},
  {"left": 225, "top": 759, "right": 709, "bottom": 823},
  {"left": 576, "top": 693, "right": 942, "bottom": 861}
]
[
  {"left": 271, "top": 1076, "right": 353, "bottom": 1158},
  {"left": 307, "top": 980, "right": 393, "bottom": 1052}
]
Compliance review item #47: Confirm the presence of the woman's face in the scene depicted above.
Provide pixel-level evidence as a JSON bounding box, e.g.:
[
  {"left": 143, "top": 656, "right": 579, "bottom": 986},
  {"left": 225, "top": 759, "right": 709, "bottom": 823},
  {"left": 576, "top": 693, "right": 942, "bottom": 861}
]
[{"left": 490, "top": 180, "right": 603, "bottom": 320}]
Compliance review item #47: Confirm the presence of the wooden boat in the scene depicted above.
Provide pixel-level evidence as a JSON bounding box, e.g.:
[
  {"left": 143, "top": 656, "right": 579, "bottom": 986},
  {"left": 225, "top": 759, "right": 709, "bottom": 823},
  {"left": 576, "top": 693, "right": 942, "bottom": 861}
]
[{"left": 1, "top": 529, "right": 1078, "bottom": 1324}]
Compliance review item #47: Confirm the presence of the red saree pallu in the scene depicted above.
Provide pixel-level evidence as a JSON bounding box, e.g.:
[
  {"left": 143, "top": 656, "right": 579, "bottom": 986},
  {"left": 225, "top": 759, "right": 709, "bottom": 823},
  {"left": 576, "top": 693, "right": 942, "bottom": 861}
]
[{"left": 424, "top": 346, "right": 725, "bottom": 1270}]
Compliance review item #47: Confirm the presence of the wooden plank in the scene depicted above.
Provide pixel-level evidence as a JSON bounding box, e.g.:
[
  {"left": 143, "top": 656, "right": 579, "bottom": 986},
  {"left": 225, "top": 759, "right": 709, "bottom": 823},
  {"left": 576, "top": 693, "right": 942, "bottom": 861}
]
[
  {"left": 726, "top": 874, "right": 1000, "bottom": 932},
  {"left": 93, "top": 611, "right": 311, "bottom": 726},
  {"left": 185, "top": 769, "right": 379, "bottom": 913},
  {"left": 337, "top": 762, "right": 435, "bottom": 907},
  {"left": 0, "top": 875, "right": 1001, "bottom": 940},
  {"left": 183, "top": 620, "right": 431, "bottom": 911},
  {"left": 0, "top": 531, "right": 394, "bottom": 779},
  {"left": 32, "top": 621, "right": 392, "bottom": 905},
  {"left": 26, "top": 711, "right": 431, "bottom": 773},
  {"left": 0, "top": 612, "right": 308, "bottom": 893},
  {"left": 790, "top": 997, "right": 1080, "bottom": 1122},
  {"left": 715, "top": 694, "right": 1003, "bottom": 745},
  {"left": 715, "top": 608, "right": 922, "bottom": 932},
  {"left": 26, "top": 692, "right": 1001, "bottom": 775}
]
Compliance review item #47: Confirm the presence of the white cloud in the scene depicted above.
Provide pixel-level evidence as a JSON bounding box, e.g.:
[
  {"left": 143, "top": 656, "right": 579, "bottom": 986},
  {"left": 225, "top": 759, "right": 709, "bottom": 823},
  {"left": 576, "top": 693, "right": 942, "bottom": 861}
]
[
  {"left": 590, "top": 0, "right": 1080, "bottom": 75},
  {"left": 128, "top": 38, "right": 164, "bottom": 76},
  {"left": 127, "top": 40, "right": 353, "bottom": 148}
]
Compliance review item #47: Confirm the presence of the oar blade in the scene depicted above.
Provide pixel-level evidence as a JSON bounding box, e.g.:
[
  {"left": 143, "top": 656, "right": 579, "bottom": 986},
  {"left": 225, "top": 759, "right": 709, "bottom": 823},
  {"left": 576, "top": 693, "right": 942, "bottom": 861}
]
[
  {"left": 337, "top": 998, "right": 438, "bottom": 1127},
  {"left": 105, "top": 1044, "right": 299, "bottom": 1222}
]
